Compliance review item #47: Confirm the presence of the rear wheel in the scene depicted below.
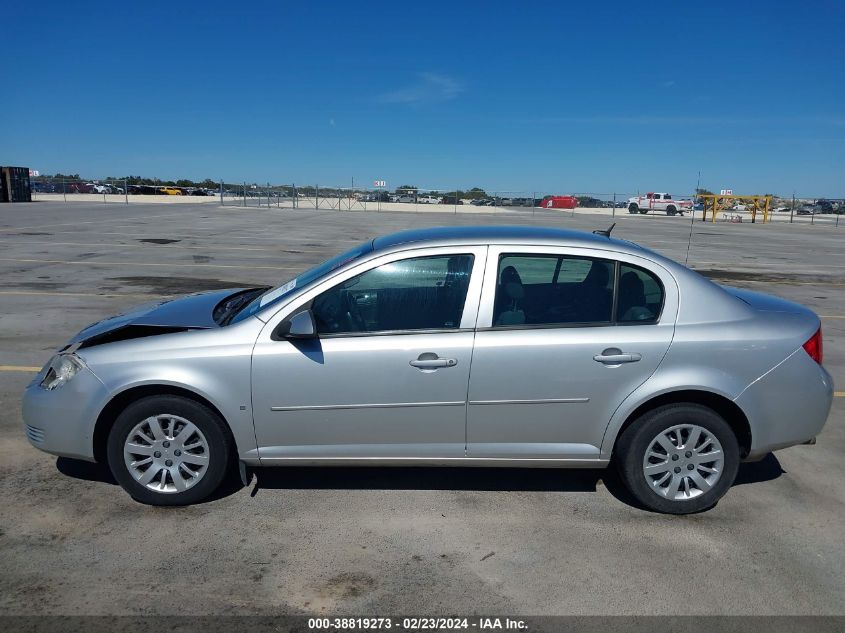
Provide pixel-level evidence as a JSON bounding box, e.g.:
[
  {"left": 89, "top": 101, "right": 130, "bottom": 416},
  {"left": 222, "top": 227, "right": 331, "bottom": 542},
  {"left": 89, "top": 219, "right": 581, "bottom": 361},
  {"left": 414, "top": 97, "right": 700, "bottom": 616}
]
[
  {"left": 615, "top": 404, "right": 739, "bottom": 514},
  {"left": 666, "top": 205, "right": 677, "bottom": 216},
  {"left": 106, "top": 395, "right": 232, "bottom": 505}
]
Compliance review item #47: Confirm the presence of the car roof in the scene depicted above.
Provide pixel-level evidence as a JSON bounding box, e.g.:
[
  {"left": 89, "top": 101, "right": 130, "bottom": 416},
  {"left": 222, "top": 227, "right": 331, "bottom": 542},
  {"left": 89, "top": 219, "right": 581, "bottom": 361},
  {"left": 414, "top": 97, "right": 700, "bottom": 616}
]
[{"left": 372, "top": 225, "right": 643, "bottom": 254}]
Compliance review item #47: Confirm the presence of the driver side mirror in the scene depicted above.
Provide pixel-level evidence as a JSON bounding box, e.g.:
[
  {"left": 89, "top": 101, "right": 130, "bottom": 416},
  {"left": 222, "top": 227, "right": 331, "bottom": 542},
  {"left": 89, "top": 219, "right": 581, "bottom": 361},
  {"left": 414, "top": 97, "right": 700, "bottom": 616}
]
[{"left": 275, "top": 309, "right": 317, "bottom": 340}]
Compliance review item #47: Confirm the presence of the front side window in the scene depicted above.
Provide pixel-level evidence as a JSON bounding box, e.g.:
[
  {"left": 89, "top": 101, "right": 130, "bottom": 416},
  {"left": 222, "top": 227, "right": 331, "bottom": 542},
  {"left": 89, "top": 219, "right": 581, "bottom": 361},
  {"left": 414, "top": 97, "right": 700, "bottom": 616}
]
[
  {"left": 312, "top": 254, "right": 474, "bottom": 335},
  {"left": 494, "top": 254, "right": 615, "bottom": 326}
]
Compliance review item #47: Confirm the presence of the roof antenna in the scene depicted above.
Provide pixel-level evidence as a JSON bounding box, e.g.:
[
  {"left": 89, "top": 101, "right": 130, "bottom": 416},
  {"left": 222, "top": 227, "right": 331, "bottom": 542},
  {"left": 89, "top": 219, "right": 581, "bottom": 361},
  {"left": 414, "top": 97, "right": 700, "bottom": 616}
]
[
  {"left": 685, "top": 170, "right": 701, "bottom": 266},
  {"left": 592, "top": 222, "right": 616, "bottom": 237}
]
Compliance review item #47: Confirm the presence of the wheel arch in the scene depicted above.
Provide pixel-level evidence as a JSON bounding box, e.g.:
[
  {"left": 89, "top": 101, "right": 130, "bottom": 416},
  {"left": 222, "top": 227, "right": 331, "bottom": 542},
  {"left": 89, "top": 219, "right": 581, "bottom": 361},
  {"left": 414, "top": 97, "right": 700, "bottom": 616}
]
[
  {"left": 93, "top": 384, "right": 236, "bottom": 464},
  {"left": 609, "top": 390, "right": 752, "bottom": 459}
]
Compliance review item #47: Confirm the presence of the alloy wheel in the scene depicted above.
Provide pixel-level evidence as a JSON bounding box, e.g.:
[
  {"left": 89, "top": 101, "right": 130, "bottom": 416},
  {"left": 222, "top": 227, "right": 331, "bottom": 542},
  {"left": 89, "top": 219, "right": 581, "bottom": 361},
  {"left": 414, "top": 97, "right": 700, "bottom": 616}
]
[
  {"left": 642, "top": 424, "right": 725, "bottom": 501},
  {"left": 123, "top": 414, "right": 210, "bottom": 493}
]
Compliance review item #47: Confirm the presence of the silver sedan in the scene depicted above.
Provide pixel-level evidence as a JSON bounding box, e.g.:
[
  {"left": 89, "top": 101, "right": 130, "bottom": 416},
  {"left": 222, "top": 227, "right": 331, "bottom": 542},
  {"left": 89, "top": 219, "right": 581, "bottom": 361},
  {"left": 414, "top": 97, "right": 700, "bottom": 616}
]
[{"left": 22, "top": 226, "right": 833, "bottom": 513}]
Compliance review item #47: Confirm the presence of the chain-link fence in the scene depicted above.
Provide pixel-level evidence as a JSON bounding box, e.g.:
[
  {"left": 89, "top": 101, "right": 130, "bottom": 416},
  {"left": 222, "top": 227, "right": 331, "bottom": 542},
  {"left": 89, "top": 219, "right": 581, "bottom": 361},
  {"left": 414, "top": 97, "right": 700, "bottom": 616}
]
[
  {"left": 30, "top": 177, "right": 220, "bottom": 203},
  {"left": 27, "top": 177, "right": 843, "bottom": 227}
]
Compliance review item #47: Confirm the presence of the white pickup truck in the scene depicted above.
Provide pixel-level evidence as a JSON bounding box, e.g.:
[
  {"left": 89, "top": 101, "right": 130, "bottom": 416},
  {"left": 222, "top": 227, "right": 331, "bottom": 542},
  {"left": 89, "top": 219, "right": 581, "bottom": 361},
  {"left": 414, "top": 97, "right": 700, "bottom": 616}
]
[{"left": 627, "top": 192, "right": 692, "bottom": 216}]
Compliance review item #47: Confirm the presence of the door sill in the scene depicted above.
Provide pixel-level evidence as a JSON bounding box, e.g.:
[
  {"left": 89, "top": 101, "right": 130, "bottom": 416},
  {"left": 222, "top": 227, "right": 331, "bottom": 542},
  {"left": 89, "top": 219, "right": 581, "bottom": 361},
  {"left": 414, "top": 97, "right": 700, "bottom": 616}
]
[{"left": 256, "top": 456, "right": 609, "bottom": 468}]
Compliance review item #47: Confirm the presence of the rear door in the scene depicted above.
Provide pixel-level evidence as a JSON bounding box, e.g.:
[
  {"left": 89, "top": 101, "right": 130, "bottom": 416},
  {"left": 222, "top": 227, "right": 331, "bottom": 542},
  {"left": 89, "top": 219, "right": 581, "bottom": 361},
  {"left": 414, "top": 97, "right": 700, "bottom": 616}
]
[{"left": 466, "top": 245, "right": 678, "bottom": 461}]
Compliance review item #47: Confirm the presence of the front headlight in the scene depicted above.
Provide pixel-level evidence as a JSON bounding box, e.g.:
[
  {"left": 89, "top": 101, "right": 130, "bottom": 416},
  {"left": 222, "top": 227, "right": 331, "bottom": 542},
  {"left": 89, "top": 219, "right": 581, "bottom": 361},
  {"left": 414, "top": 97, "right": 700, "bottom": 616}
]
[{"left": 40, "top": 354, "right": 84, "bottom": 391}]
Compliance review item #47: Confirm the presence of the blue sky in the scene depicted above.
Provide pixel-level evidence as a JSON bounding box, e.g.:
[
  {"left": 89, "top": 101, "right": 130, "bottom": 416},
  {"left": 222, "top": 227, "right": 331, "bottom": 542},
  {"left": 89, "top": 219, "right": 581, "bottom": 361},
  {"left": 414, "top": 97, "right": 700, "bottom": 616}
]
[{"left": 2, "top": 1, "right": 843, "bottom": 196}]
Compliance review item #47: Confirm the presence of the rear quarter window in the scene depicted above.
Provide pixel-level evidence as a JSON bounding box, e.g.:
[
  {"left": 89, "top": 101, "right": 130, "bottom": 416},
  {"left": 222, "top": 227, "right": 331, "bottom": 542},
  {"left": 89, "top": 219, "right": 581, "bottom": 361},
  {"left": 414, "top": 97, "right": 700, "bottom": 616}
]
[{"left": 616, "top": 263, "right": 664, "bottom": 323}]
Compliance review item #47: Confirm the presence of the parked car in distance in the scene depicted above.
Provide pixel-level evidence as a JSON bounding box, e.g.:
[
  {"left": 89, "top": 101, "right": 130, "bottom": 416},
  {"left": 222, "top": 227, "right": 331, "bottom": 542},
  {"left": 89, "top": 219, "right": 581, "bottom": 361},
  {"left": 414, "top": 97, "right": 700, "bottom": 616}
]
[
  {"left": 539, "top": 195, "right": 578, "bottom": 210},
  {"left": 396, "top": 194, "right": 415, "bottom": 203},
  {"left": 31, "top": 181, "right": 57, "bottom": 193},
  {"left": 628, "top": 192, "right": 692, "bottom": 216},
  {"left": 439, "top": 196, "right": 463, "bottom": 205},
  {"left": 159, "top": 187, "right": 182, "bottom": 195},
  {"left": 22, "top": 226, "right": 833, "bottom": 513},
  {"left": 67, "top": 182, "right": 95, "bottom": 193},
  {"left": 418, "top": 195, "right": 442, "bottom": 204},
  {"left": 814, "top": 200, "right": 834, "bottom": 214}
]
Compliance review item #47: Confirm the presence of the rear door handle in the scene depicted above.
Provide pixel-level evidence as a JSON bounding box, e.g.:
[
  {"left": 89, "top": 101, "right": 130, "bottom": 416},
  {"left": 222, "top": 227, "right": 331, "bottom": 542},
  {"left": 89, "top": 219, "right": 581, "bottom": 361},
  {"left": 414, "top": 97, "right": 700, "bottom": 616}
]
[
  {"left": 593, "top": 348, "right": 642, "bottom": 364},
  {"left": 410, "top": 355, "right": 458, "bottom": 369}
]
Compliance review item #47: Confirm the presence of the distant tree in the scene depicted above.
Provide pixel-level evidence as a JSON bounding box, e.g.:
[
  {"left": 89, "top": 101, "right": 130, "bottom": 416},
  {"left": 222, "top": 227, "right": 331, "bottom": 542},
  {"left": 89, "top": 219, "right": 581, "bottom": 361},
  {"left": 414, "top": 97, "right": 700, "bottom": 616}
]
[
  {"left": 695, "top": 188, "right": 714, "bottom": 196},
  {"left": 440, "top": 188, "right": 487, "bottom": 199},
  {"left": 464, "top": 187, "right": 488, "bottom": 199}
]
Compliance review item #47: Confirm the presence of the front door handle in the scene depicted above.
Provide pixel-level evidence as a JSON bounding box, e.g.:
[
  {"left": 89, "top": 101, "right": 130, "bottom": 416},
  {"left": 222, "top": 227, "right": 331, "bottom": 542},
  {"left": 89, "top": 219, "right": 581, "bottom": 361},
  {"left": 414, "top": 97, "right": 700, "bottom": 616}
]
[
  {"left": 594, "top": 348, "right": 642, "bottom": 364},
  {"left": 410, "top": 353, "right": 458, "bottom": 369}
]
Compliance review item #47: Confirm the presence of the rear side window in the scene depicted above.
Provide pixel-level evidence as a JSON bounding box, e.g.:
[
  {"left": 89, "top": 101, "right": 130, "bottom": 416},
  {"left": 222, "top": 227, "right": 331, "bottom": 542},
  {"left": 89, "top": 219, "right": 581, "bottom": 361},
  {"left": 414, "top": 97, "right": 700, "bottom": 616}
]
[
  {"left": 494, "top": 254, "right": 615, "bottom": 326},
  {"left": 616, "top": 263, "right": 664, "bottom": 323},
  {"left": 498, "top": 255, "right": 558, "bottom": 285},
  {"left": 492, "top": 255, "right": 665, "bottom": 328},
  {"left": 312, "top": 254, "right": 474, "bottom": 335}
]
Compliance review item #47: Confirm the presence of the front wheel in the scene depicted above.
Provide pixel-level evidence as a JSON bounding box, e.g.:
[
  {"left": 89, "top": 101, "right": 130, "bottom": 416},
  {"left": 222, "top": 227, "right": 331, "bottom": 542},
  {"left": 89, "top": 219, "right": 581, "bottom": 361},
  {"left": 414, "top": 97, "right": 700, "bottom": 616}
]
[
  {"left": 615, "top": 404, "right": 739, "bottom": 514},
  {"left": 107, "top": 395, "right": 232, "bottom": 505},
  {"left": 628, "top": 204, "right": 638, "bottom": 214}
]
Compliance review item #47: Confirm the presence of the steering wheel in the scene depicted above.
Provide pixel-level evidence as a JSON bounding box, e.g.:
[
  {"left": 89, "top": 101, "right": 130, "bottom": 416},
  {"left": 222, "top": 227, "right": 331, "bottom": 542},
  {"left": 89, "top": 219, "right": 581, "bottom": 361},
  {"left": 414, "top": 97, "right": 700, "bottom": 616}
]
[
  {"left": 313, "top": 293, "right": 344, "bottom": 332},
  {"left": 345, "top": 292, "right": 368, "bottom": 332}
]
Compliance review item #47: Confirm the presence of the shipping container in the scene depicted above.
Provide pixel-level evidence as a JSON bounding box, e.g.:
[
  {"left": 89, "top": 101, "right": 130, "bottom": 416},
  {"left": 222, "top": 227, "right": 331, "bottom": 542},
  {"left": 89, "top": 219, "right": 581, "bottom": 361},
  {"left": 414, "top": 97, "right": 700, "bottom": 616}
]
[{"left": 0, "top": 166, "right": 32, "bottom": 202}]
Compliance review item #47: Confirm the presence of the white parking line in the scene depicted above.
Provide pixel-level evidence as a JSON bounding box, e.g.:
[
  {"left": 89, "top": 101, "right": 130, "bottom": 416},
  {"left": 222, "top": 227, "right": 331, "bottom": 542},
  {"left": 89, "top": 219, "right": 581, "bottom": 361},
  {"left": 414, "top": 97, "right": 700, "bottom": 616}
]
[
  {"left": 0, "top": 257, "right": 300, "bottom": 271},
  {"left": 0, "top": 240, "right": 327, "bottom": 255}
]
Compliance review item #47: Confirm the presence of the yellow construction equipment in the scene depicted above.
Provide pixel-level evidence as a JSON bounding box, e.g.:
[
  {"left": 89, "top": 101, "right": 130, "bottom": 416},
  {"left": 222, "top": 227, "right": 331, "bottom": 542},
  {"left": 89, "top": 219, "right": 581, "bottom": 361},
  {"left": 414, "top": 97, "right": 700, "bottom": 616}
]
[{"left": 698, "top": 194, "right": 772, "bottom": 223}]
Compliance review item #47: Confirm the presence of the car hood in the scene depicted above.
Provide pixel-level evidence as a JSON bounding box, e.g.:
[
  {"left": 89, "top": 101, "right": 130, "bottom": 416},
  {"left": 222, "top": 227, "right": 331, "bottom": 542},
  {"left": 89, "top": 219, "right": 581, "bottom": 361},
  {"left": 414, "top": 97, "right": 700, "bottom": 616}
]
[{"left": 68, "top": 288, "right": 246, "bottom": 346}]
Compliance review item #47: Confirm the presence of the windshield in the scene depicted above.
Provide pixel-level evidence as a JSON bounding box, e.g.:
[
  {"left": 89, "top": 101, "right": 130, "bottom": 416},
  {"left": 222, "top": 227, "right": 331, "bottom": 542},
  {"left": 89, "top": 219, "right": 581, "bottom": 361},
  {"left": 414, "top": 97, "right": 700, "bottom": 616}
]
[{"left": 228, "top": 240, "right": 374, "bottom": 324}]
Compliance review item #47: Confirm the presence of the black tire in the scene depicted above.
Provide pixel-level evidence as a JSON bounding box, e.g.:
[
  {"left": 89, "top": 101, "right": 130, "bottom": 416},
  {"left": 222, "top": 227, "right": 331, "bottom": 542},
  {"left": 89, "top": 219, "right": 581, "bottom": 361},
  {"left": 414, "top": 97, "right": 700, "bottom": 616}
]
[
  {"left": 628, "top": 204, "right": 638, "bottom": 214},
  {"left": 615, "top": 404, "right": 739, "bottom": 514},
  {"left": 666, "top": 205, "right": 677, "bottom": 216},
  {"left": 106, "top": 395, "right": 232, "bottom": 506}
]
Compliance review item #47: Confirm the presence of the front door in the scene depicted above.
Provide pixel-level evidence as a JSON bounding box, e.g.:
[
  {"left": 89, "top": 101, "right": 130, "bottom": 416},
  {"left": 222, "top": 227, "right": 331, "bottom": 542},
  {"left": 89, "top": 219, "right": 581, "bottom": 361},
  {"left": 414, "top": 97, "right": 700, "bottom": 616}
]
[
  {"left": 466, "top": 246, "right": 677, "bottom": 460},
  {"left": 251, "top": 246, "right": 487, "bottom": 460}
]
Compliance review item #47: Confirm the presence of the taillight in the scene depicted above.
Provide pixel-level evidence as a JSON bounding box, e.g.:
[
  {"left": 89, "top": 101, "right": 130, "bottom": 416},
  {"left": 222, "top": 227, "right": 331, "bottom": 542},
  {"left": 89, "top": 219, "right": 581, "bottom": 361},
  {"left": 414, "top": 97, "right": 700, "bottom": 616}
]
[{"left": 802, "top": 327, "right": 823, "bottom": 365}]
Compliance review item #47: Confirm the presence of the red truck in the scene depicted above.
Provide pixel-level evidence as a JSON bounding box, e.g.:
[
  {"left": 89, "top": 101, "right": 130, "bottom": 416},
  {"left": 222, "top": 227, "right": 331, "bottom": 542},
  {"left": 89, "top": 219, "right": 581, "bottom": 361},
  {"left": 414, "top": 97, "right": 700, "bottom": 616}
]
[{"left": 539, "top": 195, "right": 578, "bottom": 210}]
